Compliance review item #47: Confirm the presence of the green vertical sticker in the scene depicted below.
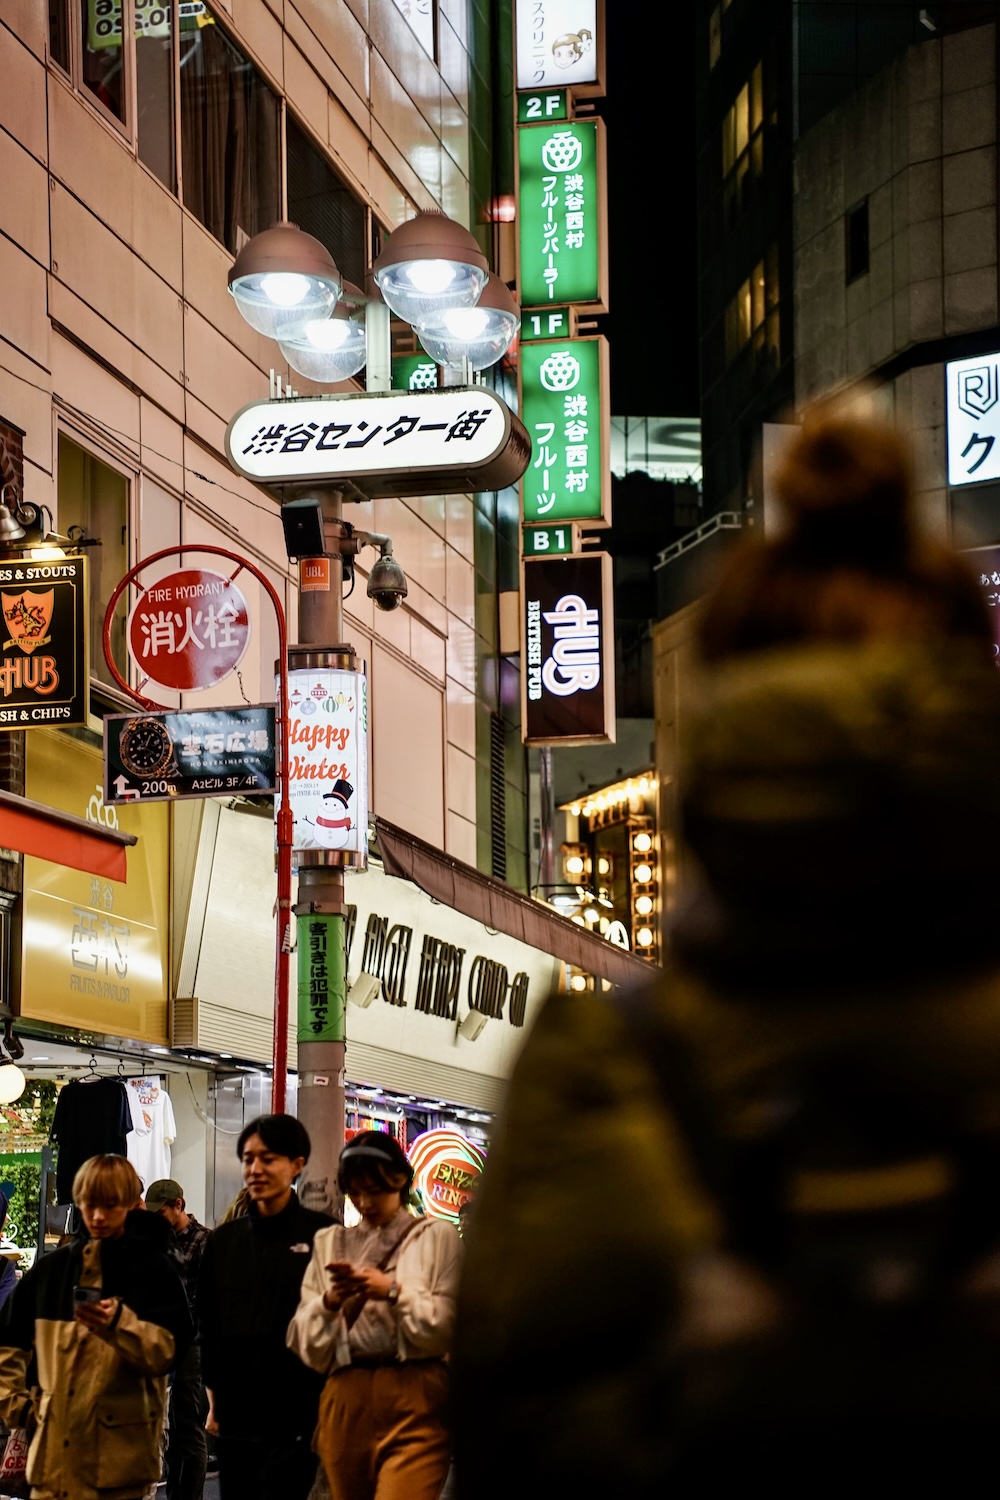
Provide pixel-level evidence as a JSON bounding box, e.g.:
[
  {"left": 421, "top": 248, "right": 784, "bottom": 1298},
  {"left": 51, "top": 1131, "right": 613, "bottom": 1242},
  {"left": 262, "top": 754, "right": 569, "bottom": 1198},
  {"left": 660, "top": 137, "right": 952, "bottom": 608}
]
[
  {"left": 297, "top": 913, "right": 346, "bottom": 1043},
  {"left": 518, "top": 120, "right": 600, "bottom": 308}
]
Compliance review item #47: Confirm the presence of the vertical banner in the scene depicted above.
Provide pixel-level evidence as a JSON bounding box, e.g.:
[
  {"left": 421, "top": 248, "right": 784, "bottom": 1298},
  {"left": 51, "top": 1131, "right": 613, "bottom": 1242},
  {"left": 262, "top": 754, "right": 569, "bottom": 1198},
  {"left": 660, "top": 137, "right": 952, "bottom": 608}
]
[
  {"left": 285, "top": 667, "right": 369, "bottom": 866},
  {"left": 297, "top": 913, "right": 346, "bottom": 1043},
  {"left": 518, "top": 118, "right": 606, "bottom": 310},
  {"left": 521, "top": 552, "right": 616, "bottom": 745},
  {"left": 520, "top": 337, "right": 610, "bottom": 525},
  {"left": 514, "top": 0, "right": 604, "bottom": 93}
]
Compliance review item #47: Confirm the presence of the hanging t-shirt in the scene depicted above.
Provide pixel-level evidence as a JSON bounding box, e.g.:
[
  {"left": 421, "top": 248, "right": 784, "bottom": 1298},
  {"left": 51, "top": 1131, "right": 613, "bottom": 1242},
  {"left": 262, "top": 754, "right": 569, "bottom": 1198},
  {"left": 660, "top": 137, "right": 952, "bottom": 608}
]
[
  {"left": 51, "top": 1077, "right": 132, "bottom": 1204},
  {"left": 124, "top": 1076, "right": 177, "bottom": 1190}
]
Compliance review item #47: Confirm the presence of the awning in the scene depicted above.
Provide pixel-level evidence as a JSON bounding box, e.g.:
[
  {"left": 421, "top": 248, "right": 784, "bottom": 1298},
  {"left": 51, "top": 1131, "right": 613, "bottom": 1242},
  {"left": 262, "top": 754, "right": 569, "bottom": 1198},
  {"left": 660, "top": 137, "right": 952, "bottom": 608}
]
[
  {"left": 374, "top": 816, "right": 654, "bottom": 990},
  {"left": 0, "top": 789, "right": 137, "bottom": 881}
]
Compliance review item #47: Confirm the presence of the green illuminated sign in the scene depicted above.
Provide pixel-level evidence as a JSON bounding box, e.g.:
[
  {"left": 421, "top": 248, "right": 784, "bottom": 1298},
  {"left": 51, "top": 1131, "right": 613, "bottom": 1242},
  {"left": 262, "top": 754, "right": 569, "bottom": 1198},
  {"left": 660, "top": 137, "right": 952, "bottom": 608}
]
[
  {"left": 297, "top": 913, "right": 346, "bottom": 1043},
  {"left": 519, "top": 120, "right": 602, "bottom": 309},
  {"left": 517, "top": 90, "right": 568, "bottom": 124},
  {"left": 520, "top": 337, "right": 608, "bottom": 525},
  {"left": 391, "top": 354, "right": 439, "bottom": 392},
  {"left": 524, "top": 525, "right": 575, "bottom": 556},
  {"left": 521, "top": 309, "right": 571, "bottom": 342}
]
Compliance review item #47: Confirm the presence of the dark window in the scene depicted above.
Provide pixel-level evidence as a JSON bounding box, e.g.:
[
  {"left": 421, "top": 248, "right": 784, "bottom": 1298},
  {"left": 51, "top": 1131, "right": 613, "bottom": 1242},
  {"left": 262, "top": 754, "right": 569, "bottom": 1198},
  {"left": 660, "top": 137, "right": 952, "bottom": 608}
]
[
  {"left": 846, "top": 199, "right": 870, "bottom": 283},
  {"left": 180, "top": 8, "right": 280, "bottom": 253},
  {"left": 79, "top": 0, "right": 126, "bottom": 121},
  {"left": 136, "top": 5, "right": 175, "bottom": 189},
  {"left": 48, "top": 0, "right": 70, "bottom": 70},
  {"left": 286, "top": 118, "right": 367, "bottom": 289},
  {"left": 57, "top": 434, "right": 129, "bottom": 689}
]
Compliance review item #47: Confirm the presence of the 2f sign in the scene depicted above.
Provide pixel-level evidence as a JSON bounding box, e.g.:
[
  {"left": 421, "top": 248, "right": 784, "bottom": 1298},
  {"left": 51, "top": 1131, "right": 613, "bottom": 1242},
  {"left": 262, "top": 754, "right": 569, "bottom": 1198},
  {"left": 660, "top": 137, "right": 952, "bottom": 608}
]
[
  {"left": 518, "top": 91, "right": 568, "bottom": 122},
  {"left": 947, "top": 354, "right": 1000, "bottom": 485}
]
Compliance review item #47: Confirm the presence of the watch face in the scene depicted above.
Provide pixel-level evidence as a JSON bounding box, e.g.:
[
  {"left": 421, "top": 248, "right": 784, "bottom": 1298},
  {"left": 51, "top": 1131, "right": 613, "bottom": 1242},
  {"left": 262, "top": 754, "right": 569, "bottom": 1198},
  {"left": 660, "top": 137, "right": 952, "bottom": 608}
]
[{"left": 119, "top": 717, "right": 174, "bottom": 778}]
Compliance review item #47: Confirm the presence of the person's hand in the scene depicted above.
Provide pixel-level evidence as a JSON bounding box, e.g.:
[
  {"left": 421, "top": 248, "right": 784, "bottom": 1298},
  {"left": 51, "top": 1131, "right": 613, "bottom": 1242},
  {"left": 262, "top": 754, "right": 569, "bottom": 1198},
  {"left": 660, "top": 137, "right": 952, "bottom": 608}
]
[
  {"left": 350, "top": 1267, "right": 394, "bottom": 1300},
  {"left": 74, "top": 1297, "right": 118, "bottom": 1333},
  {"left": 205, "top": 1392, "right": 220, "bottom": 1437},
  {"left": 323, "top": 1260, "right": 360, "bottom": 1311}
]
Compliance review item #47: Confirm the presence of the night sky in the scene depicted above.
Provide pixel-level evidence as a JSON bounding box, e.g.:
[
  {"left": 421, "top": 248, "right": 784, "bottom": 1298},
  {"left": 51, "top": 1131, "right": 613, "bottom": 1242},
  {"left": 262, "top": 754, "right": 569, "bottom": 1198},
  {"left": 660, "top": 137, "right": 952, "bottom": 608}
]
[{"left": 598, "top": 7, "right": 700, "bottom": 419}]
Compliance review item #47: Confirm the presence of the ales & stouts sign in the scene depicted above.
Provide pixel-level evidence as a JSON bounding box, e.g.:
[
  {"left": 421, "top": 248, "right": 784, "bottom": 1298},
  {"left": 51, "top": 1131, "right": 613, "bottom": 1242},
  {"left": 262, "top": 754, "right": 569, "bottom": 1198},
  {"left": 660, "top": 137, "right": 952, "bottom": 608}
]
[{"left": 0, "top": 557, "right": 88, "bottom": 729}]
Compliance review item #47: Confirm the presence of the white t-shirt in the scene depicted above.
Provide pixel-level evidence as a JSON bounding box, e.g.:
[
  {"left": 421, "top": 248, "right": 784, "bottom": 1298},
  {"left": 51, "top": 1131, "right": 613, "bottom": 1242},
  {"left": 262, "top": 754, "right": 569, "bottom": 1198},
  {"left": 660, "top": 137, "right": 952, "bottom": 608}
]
[{"left": 124, "top": 1077, "right": 176, "bottom": 1189}]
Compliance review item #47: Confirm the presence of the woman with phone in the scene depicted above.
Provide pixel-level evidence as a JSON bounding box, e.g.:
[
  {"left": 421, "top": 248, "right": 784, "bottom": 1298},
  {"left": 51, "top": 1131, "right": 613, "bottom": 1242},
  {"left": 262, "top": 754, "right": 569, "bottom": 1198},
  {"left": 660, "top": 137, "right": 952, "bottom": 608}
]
[
  {"left": 287, "top": 1132, "right": 462, "bottom": 1500},
  {"left": 0, "top": 1154, "right": 192, "bottom": 1499}
]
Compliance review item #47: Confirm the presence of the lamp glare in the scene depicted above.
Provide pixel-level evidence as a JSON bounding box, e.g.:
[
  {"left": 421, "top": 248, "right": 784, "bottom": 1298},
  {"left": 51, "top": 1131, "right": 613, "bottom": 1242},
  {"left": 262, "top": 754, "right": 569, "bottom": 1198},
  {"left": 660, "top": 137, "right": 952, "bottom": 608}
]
[
  {"left": 259, "top": 272, "right": 311, "bottom": 307},
  {"left": 635, "top": 894, "right": 654, "bottom": 917},
  {"left": 634, "top": 863, "right": 653, "bottom": 884},
  {"left": 633, "top": 832, "right": 653, "bottom": 853},
  {"left": 636, "top": 927, "right": 655, "bottom": 948}
]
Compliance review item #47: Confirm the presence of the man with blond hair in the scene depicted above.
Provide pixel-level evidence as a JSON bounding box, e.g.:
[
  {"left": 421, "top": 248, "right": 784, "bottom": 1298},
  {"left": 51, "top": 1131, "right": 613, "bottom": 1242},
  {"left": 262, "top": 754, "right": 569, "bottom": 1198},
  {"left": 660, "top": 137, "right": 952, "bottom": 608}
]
[{"left": 0, "top": 1154, "right": 192, "bottom": 1499}]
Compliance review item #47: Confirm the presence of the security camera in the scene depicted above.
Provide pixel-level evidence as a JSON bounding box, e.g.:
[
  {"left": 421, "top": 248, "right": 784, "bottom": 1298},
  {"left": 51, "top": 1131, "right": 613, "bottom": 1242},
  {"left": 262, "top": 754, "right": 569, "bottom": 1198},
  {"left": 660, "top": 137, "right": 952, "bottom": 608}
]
[
  {"left": 348, "top": 972, "right": 381, "bottom": 1009},
  {"left": 367, "top": 550, "right": 409, "bottom": 612}
]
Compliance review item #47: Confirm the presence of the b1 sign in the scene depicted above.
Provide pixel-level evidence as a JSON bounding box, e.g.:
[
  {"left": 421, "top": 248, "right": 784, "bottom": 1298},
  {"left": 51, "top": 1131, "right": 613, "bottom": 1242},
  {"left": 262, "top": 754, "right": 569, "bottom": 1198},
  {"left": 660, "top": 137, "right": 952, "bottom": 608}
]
[
  {"left": 286, "top": 668, "right": 368, "bottom": 866},
  {"left": 521, "top": 553, "right": 615, "bottom": 745},
  {"left": 947, "top": 353, "right": 1000, "bottom": 485},
  {"left": 227, "top": 390, "right": 530, "bottom": 498}
]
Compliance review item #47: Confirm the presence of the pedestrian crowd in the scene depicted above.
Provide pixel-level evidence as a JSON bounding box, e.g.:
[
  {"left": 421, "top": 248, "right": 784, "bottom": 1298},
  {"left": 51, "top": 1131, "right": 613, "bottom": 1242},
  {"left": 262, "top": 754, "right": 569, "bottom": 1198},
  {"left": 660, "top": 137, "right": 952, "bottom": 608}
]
[{"left": 0, "top": 1115, "right": 462, "bottom": 1500}]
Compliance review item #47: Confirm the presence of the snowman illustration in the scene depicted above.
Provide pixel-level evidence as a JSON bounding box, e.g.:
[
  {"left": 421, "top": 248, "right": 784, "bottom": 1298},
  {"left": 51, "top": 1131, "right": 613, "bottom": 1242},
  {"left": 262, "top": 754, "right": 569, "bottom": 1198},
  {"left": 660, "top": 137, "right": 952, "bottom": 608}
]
[{"left": 310, "top": 779, "right": 355, "bottom": 849}]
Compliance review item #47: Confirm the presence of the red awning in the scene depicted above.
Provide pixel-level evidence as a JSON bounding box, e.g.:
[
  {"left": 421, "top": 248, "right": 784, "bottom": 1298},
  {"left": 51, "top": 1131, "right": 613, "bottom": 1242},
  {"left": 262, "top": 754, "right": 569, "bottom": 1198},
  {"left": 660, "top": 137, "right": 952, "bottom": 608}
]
[
  {"left": 374, "top": 816, "right": 653, "bottom": 989},
  {"left": 0, "top": 789, "right": 137, "bottom": 881}
]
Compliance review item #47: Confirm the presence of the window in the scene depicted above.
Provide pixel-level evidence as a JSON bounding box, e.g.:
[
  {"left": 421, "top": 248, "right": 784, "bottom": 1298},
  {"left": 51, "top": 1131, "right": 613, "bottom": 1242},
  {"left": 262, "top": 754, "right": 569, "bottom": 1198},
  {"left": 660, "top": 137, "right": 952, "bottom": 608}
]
[
  {"left": 393, "top": 0, "right": 435, "bottom": 59},
  {"left": 724, "top": 243, "right": 780, "bottom": 368},
  {"left": 846, "top": 198, "right": 870, "bottom": 283},
  {"left": 180, "top": 10, "right": 280, "bottom": 253},
  {"left": 709, "top": 5, "right": 722, "bottom": 67},
  {"left": 47, "top": 0, "right": 176, "bottom": 185},
  {"left": 721, "top": 62, "right": 765, "bottom": 227},
  {"left": 57, "top": 434, "right": 129, "bottom": 688},
  {"left": 286, "top": 118, "right": 368, "bottom": 289}
]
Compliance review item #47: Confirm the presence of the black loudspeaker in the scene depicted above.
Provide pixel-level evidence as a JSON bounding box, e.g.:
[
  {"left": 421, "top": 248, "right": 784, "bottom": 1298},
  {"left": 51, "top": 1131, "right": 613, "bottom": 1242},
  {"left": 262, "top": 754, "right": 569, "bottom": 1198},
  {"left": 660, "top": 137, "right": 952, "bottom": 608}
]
[{"left": 280, "top": 498, "right": 325, "bottom": 559}]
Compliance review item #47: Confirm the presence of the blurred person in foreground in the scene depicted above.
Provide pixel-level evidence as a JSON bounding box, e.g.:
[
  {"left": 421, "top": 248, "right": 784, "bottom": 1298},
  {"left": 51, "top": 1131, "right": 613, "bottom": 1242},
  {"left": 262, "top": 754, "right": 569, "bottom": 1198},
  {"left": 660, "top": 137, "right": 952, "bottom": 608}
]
[
  {"left": 198, "top": 1114, "right": 332, "bottom": 1500},
  {"left": 146, "top": 1177, "right": 211, "bottom": 1500},
  {"left": 0, "top": 1155, "right": 191, "bottom": 1499},
  {"left": 288, "top": 1132, "right": 462, "bottom": 1500},
  {"left": 453, "top": 399, "right": 1000, "bottom": 1498}
]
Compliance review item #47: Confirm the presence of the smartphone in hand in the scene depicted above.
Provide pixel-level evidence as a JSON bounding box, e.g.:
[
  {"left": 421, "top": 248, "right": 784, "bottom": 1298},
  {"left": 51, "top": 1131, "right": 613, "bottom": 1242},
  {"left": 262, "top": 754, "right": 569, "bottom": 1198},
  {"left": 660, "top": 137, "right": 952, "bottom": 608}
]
[{"left": 73, "top": 1285, "right": 103, "bottom": 1306}]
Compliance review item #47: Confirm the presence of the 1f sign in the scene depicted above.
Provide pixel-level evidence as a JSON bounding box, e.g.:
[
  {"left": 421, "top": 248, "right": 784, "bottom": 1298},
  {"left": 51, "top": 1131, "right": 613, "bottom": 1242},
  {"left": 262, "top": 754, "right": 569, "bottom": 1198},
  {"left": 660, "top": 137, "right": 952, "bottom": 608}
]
[{"left": 947, "top": 353, "right": 1000, "bottom": 485}]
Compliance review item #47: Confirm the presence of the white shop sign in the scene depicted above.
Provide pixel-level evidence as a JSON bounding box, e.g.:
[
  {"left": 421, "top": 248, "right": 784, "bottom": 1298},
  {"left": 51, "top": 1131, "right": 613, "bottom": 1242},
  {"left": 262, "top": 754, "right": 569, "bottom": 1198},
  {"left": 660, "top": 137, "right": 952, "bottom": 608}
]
[
  {"left": 285, "top": 668, "right": 368, "bottom": 862},
  {"left": 947, "top": 353, "right": 1000, "bottom": 486},
  {"left": 515, "top": 0, "right": 598, "bottom": 89}
]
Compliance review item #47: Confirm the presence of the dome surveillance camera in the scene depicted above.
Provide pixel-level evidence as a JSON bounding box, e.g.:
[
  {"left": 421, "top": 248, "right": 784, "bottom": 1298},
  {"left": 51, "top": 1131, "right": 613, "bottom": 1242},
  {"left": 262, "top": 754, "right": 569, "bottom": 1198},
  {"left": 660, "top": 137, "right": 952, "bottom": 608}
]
[{"left": 367, "top": 553, "right": 408, "bottom": 611}]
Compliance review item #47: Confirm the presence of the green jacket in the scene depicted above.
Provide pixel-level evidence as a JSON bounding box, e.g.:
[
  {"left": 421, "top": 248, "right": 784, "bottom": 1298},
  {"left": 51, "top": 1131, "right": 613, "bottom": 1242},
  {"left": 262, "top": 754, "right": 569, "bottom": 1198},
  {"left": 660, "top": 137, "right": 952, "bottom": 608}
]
[{"left": 453, "top": 640, "right": 1000, "bottom": 1499}]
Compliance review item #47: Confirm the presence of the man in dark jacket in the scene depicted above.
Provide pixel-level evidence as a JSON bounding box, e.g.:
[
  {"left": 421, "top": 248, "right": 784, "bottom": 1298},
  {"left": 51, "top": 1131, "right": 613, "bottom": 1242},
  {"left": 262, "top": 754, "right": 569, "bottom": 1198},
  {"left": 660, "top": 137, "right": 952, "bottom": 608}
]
[{"left": 198, "top": 1114, "right": 332, "bottom": 1500}]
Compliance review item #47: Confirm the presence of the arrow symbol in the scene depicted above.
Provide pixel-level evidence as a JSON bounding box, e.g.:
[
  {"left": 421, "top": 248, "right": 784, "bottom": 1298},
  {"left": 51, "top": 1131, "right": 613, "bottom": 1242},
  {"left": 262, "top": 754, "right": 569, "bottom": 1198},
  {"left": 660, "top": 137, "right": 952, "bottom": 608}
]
[{"left": 113, "top": 776, "right": 141, "bottom": 802}]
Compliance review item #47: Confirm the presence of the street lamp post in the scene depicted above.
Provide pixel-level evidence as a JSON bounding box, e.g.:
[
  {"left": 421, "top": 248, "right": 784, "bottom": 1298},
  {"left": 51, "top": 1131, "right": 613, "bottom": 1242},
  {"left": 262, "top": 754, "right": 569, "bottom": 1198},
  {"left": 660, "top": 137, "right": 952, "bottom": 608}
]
[{"left": 226, "top": 213, "right": 521, "bottom": 1214}]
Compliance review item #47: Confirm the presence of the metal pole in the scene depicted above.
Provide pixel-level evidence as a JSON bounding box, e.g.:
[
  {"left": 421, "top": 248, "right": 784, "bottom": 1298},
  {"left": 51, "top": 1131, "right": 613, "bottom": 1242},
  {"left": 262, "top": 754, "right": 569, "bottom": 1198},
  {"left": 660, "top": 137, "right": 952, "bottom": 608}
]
[{"left": 293, "top": 490, "right": 352, "bottom": 1218}]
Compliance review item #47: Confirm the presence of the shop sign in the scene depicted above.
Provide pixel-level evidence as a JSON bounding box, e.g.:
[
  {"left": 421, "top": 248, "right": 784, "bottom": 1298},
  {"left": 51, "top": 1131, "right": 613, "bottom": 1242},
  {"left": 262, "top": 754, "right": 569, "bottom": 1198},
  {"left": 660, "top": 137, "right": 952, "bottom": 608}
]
[
  {"left": 947, "top": 353, "right": 1000, "bottom": 485},
  {"left": 127, "top": 568, "right": 251, "bottom": 693},
  {"left": 517, "top": 89, "right": 568, "bottom": 123},
  {"left": 104, "top": 706, "right": 276, "bottom": 805},
  {"left": 521, "top": 308, "right": 571, "bottom": 342},
  {"left": 0, "top": 556, "right": 87, "bottom": 730},
  {"left": 408, "top": 1129, "right": 486, "bottom": 1224},
  {"left": 515, "top": 0, "right": 599, "bottom": 90},
  {"left": 226, "top": 390, "right": 531, "bottom": 498},
  {"left": 298, "top": 913, "right": 346, "bottom": 1043},
  {"left": 22, "top": 729, "right": 169, "bottom": 1045},
  {"left": 963, "top": 543, "right": 1000, "bottom": 663},
  {"left": 286, "top": 667, "right": 368, "bottom": 863},
  {"left": 391, "top": 354, "right": 439, "bottom": 392},
  {"left": 521, "top": 552, "right": 616, "bottom": 745},
  {"left": 392, "top": 0, "right": 434, "bottom": 57},
  {"left": 518, "top": 119, "right": 605, "bottom": 309},
  {"left": 523, "top": 524, "right": 577, "bottom": 557},
  {"left": 88, "top": 0, "right": 208, "bottom": 48},
  {"left": 520, "top": 337, "right": 609, "bottom": 525}
]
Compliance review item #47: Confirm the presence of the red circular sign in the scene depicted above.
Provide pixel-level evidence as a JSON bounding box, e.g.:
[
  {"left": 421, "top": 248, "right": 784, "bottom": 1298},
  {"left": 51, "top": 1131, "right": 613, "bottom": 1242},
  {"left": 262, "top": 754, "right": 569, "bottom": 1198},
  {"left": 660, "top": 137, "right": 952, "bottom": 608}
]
[{"left": 127, "top": 569, "right": 251, "bottom": 692}]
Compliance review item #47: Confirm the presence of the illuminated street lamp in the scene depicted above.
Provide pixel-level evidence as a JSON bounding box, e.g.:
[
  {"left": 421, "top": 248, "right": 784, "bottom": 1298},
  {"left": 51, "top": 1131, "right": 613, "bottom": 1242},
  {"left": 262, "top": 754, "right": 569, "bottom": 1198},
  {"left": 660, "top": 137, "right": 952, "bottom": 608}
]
[
  {"left": 414, "top": 273, "right": 519, "bottom": 372},
  {"left": 228, "top": 221, "right": 343, "bottom": 339},
  {"left": 371, "top": 210, "right": 488, "bottom": 324},
  {"left": 278, "top": 283, "right": 368, "bottom": 383}
]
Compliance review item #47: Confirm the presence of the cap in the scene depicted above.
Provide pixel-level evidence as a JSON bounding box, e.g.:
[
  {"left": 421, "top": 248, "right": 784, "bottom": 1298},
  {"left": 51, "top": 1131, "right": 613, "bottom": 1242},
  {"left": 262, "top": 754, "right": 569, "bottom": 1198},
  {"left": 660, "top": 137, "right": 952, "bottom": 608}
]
[{"left": 144, "top": 1178, "right": 184, "bottom": 1210}]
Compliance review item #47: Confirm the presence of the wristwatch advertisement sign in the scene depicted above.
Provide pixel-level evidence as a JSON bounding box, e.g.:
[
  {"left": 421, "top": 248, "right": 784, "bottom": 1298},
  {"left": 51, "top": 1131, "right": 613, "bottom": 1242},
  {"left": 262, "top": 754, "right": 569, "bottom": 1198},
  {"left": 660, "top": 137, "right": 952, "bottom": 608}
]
[{"left": 104, "top": 706, "right": 276, "bottom": 804}]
